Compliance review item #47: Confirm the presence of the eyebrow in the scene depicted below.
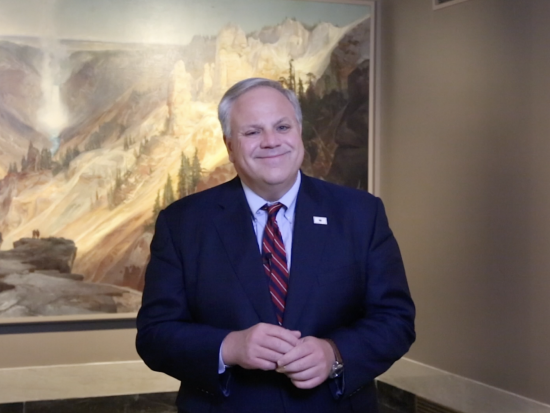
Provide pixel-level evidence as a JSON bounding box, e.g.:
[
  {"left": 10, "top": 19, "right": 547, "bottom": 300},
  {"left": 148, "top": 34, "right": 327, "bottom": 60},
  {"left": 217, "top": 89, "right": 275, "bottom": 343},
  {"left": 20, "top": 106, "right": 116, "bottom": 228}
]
[
  {"left": 240, "top": 123, "right": 263, "bottom": 130},
  {"left": 274, "top": 117, "right": 292, "bottom": 125},
  {"left": 240, "top": 117, "right": 292, "bottom": 130}
]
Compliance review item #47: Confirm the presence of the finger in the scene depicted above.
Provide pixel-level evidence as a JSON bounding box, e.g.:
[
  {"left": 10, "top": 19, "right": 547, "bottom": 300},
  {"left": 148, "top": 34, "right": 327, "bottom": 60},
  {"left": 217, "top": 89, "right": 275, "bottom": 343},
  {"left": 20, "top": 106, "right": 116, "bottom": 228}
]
[
  {"left": 247, "top": 328, "right": 299, "bottom": 359},
  {"left": 286, "top": 366, "right": 318, "bottom": 381},
  {"left": 265, "top": 327, "right": 301, "bottom": 347},
  {"left": 280, "top": 353, "right": 316, "bottom": 374},
  {"left": 237, "top": 348, "right": 278, "bottom": 370},
  {"left": 252, "top": 359, "right": 278, "bottom": 371},
  {"left": 276, "top": 342, "right": 310, "bottom": 367},
  {"left": 255, "top": 347, "right": 289, "bottom": 363},
  {"left": 261, "top": 336, "right": 298, "bottom": 355},
  {"left": 258, "top": 335, "right": 298, "bottom": 355},
  {"left": 275, "top": 364, "right": 286, "bottom": 374},
  {"left": 247, "top": 325, "right": 295, "bottom": 350},
  {"left": 255, "top": 328, "right": 300, "bottom": 355},
  {"left": 250, "top": 333, "right": 295, "bottom": 355}
]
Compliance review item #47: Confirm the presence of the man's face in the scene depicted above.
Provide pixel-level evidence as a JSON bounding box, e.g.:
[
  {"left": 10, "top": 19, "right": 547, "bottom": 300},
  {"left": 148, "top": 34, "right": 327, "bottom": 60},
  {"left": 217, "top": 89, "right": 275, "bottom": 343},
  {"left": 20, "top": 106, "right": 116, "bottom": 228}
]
[{"left": 225, "top": 86, "right": 304, "bottom": 201}]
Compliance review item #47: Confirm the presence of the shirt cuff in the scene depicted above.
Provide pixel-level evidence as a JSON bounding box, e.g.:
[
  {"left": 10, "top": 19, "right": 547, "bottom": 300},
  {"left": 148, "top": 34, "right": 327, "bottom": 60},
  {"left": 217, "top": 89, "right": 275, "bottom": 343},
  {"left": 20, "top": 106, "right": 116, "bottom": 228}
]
[{"left": 218, "top": 342, "right": 227, "bottom": 374}]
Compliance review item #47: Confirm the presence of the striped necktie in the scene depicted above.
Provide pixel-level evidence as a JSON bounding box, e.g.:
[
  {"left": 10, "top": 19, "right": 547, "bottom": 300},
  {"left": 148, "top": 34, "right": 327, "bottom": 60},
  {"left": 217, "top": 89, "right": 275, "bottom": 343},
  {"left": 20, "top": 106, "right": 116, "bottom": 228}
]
[{"left": 261, "top": 202, "right": 289, "bottom": 325}]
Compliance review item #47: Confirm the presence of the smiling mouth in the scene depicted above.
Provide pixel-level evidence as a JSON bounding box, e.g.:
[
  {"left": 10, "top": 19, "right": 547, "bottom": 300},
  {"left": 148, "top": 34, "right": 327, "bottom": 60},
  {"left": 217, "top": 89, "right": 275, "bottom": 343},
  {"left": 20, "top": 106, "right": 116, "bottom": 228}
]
[{"left": 257, "top": 151, "right": 290, "bottom": 160}]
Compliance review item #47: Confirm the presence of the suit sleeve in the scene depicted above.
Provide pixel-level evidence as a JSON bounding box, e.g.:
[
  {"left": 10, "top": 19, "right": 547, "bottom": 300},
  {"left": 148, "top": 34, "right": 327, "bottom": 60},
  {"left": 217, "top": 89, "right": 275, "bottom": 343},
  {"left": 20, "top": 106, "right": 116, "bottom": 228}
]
[
  {"left": 327, "top": 197, "right": 415, "bottom": 398},
  {"left": 136, "top": 210, "right": 231, "bottom": 397}
]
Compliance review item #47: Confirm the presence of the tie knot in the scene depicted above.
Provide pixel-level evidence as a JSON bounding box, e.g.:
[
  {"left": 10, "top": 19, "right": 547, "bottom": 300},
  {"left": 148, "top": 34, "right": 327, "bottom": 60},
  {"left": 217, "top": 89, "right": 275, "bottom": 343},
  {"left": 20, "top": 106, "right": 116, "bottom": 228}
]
[{"left": 261, "top": 202, "right": 284, "bottom": 218}]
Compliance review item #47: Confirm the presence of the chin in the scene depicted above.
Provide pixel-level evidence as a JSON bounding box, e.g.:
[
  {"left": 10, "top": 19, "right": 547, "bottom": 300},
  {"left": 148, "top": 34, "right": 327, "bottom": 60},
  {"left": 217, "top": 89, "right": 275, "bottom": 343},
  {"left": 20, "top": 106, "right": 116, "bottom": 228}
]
[
  {"left": 261, "top": 176, "right": 287, "bottom": 186},
  {"left": 262, "top": 169, "right": 295, "bottom": 182}
]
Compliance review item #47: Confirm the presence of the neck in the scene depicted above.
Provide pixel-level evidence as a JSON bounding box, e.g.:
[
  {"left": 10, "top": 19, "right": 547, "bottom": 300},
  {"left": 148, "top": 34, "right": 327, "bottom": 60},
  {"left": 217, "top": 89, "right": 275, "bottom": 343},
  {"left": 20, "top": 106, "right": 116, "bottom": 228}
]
[
  {"left": 251, "top": 184, "right": 291, "bottom": 202},
  {"left": 241, "top": 173, "right": 299, "bottom": 202}
]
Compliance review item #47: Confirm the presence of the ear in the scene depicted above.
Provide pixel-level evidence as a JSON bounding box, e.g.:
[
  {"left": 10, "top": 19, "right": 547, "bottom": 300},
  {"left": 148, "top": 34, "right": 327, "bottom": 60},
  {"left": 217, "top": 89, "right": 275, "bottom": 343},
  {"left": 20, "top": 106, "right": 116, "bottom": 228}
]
[{"left": 223, "top": 135, "right": 235, "bottom": 163}]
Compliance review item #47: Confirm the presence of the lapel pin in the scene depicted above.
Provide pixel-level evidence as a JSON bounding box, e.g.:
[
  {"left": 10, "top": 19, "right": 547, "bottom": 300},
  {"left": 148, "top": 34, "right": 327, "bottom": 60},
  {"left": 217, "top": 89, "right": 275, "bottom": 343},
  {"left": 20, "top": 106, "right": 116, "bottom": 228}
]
[{"left": 313, "top": 216, "right": 327, "bottom": 225}]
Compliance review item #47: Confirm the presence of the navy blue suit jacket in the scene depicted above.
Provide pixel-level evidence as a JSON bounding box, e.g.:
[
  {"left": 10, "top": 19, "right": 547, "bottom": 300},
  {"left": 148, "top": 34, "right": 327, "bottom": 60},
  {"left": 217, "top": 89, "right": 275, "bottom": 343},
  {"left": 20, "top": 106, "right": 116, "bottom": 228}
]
[{"left": 136, "top": 173, "right": 415, "bottom": 413}]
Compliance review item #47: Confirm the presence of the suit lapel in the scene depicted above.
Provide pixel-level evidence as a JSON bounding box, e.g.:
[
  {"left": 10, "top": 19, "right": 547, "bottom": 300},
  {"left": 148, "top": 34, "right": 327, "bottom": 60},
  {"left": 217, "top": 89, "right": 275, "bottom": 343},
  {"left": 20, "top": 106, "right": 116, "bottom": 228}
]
[
  {"left": 283, "top": 174, "right": 330, "bottom": 330},
  {"left": 213, "top": 178, "right": 277, "bottom": 324}
]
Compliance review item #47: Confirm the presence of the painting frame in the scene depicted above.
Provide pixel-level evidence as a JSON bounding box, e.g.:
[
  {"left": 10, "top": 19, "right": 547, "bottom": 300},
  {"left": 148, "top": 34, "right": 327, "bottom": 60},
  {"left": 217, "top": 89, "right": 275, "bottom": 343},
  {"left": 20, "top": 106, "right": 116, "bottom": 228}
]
[
  {"left": 433, "top": 0, "right": 471, "bottom": 10},
  {"left": 0, "top": 0, "right": 378, "bottom": 324}
]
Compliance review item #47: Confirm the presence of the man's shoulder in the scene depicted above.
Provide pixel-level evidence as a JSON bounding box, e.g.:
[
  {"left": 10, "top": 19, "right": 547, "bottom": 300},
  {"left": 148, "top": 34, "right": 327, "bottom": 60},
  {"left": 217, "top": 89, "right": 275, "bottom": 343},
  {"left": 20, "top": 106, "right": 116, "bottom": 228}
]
[
  {"left": 301, "top": 174, "right": 377, "bottom": 205},
  {"left": 162, "top": 176, "right": 240, "bottom": 217}
]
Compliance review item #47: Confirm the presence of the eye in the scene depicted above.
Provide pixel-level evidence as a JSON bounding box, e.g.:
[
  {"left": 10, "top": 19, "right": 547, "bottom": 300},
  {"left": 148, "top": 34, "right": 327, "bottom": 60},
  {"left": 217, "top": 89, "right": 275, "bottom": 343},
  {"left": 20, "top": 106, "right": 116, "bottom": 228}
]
[
  {"left": 277, "top": 124, "right": 291, "bottom": 132},
  {"left": 244, "top": 130, "right": 259, "bottom": 136}
]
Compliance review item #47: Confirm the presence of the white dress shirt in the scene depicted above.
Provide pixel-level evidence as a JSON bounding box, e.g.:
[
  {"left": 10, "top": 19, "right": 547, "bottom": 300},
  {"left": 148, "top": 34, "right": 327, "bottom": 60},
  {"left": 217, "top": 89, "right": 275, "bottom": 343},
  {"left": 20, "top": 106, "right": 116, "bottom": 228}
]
[{"left": 241, "top": 172, "right": 301, "bottom": 270}]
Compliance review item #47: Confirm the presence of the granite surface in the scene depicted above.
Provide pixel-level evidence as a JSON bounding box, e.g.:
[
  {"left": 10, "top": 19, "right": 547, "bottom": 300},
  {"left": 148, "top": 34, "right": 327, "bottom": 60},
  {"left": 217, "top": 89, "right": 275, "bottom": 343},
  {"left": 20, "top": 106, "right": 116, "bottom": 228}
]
[
  {"left": 0, "top": 404, "right": 23, "bottom": 413},
  {"left": 378, "top": 381, "right": 416, "bottom": 413},
  {"left": 0, "top": 385, "right": 417, "bottom": 413},
  {"left": 0, "top": 393, "right": 177, "bottom": 413},
  {"left": 3, "top": 358, "right": 549, "bottom": 413}
]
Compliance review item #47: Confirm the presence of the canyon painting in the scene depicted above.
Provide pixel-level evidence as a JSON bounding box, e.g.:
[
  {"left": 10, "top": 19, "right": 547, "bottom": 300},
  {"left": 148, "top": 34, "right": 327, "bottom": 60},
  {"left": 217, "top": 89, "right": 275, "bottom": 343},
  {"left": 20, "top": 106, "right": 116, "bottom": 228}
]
[{"left": 0, "top": 0, "right": 374, "bottom": 321}]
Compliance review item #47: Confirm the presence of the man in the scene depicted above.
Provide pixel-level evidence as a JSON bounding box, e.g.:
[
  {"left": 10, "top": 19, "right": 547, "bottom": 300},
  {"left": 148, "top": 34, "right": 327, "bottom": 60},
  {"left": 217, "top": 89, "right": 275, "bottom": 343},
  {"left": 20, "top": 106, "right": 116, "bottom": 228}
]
[{"left": 136, "top": 78, "right": 415, "bottom": 413}]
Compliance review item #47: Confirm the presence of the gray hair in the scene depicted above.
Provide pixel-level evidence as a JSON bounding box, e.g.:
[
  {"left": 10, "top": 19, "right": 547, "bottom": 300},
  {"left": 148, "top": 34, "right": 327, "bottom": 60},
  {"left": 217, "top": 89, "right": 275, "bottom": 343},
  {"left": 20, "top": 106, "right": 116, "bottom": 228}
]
[{"left": 218, "top": 77, "right": 303, "bottom": 138}]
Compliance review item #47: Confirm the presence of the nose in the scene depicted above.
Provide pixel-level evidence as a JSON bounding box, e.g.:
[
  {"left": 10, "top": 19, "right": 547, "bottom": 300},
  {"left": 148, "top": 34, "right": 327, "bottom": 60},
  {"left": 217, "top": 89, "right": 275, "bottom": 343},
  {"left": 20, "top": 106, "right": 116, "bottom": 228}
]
[{"left": 260, "top": 129, "right": 281, "bottom": 148}]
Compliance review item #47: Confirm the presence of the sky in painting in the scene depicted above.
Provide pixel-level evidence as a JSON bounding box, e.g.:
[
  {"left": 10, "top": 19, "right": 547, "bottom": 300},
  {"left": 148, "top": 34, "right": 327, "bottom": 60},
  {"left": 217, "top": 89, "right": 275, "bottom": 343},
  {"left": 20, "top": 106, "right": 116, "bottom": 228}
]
[{"left": 0, "top": 0, "right": 371, "bottom": 44}]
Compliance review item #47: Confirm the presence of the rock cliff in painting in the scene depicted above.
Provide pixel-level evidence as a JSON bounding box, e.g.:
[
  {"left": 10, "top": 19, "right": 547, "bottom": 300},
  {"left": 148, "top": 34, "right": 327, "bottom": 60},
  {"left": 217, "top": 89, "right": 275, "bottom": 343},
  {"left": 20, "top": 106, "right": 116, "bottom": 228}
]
[
  {"left": 0, "top": 16, "right": 371, "bottom": 316},
  {"left": 0, "top": 237, "right": 140, "bottom": 316}
]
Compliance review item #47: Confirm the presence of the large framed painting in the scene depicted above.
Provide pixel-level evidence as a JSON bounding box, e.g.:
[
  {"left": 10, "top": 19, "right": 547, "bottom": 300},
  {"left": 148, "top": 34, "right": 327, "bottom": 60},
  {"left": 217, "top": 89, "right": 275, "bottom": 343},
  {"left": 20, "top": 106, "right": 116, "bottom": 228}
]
[{"left": 0, "top": 0, "right": 376, "bottom": 322}]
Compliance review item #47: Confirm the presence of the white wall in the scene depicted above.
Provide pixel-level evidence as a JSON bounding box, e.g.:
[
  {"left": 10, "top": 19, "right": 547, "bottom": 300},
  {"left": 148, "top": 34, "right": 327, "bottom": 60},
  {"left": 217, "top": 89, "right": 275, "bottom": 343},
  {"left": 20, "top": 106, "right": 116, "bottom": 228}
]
[{"left": 378, "top": 0, "right": 550, "bottom": 404}]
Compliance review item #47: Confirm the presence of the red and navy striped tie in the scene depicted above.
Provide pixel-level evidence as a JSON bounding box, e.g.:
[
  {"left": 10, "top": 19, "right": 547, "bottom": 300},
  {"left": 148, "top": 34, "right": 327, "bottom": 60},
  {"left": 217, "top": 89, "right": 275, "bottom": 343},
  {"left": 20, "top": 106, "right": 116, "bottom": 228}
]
[{"left": 261, "top": 203, "right": 289, "bottom": 325}]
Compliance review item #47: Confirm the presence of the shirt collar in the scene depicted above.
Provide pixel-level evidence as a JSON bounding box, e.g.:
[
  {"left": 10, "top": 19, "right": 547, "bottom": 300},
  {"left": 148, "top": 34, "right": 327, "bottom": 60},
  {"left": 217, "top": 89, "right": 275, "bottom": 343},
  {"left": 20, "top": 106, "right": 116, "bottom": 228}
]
[{"left": 241, "top": 172, "right": 301, "bottom": 221}]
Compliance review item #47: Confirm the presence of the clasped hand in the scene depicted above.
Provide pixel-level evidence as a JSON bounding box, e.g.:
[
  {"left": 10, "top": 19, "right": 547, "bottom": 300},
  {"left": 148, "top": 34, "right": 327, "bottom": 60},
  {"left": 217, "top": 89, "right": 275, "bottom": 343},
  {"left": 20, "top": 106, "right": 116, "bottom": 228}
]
[{"left": 221, "top": 323, "right": 335, "bottom": 389}]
